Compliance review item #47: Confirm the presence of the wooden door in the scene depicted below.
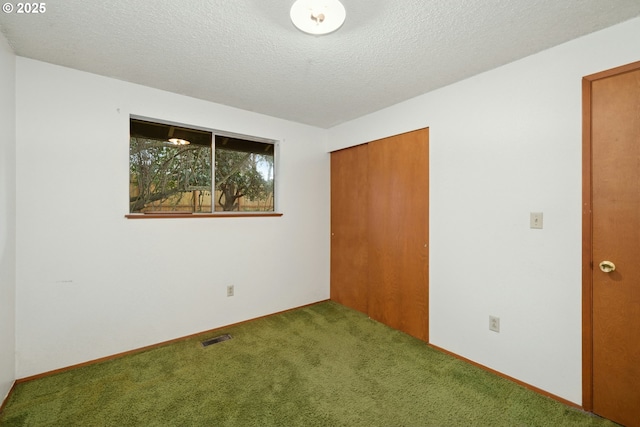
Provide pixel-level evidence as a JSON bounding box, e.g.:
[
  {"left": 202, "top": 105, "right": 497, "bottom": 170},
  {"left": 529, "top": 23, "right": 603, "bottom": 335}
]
[
  {"left": 330, "top": 144, "right": 369, "bottom": 314},
  {"left": 584, "top": 61, "right": 640, "bottom": 427},
  {"left": 368, "top": 128, "right": 429, "bottom": 342}
]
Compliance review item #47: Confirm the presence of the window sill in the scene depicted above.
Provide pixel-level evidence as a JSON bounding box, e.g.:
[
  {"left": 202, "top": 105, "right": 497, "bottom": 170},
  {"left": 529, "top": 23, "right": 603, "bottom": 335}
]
[{"left": 125, "top": 212, "right": 283, "bottom": 219}]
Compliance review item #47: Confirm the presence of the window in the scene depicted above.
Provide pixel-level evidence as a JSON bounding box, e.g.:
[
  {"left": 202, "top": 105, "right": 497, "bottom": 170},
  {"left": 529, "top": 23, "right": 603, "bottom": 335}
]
[
  {"left": 214, "top": 136, "right": 275, "bottom": 212},
  {"left": 129, "top": 118, "right": 275, "bottom": 214}
]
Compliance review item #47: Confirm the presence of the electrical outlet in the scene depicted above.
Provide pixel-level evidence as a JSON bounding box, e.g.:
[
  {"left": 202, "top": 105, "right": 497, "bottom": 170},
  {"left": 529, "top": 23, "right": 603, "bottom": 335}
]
[
  {"left": 227, "top": 285, "right": 234, "bottom": 297},
  {"left": 489, "top": 315, "right": 500, "bottom": 333}
]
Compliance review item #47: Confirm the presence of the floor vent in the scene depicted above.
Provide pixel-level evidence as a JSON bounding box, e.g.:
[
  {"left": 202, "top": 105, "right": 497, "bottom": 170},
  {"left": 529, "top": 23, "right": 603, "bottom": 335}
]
[{"left": 201, "top": 334, "right": 232, "bottom": 347}]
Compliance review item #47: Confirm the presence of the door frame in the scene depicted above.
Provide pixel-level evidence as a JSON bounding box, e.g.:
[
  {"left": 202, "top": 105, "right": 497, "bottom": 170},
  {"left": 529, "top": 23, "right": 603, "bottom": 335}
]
[{"left": 581, "top": 59, "right": 640, "bottom": 412}]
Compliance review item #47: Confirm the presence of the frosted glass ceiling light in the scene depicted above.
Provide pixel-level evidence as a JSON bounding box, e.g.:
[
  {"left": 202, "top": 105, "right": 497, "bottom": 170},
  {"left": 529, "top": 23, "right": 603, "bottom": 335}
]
[
  {"left": 290, "top": 0, "right": 346, "bottom": 36},
  {"left": 168, "top": 138, "right": 190, "bottom": 145}
]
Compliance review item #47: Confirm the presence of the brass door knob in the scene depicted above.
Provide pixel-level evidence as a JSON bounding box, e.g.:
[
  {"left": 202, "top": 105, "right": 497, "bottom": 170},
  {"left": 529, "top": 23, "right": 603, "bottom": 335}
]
[{"left": 599, "top": 261, "right": 616, "bottom": 273}]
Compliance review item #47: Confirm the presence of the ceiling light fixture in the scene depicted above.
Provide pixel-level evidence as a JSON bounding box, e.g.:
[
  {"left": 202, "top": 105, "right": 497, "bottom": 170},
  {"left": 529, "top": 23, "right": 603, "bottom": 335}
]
[
  {"left": 168, "top": 138, "right": 190, "bottom": 146},
  {"left": 290, "top": 0, "right": 346, "bottom": 36}
]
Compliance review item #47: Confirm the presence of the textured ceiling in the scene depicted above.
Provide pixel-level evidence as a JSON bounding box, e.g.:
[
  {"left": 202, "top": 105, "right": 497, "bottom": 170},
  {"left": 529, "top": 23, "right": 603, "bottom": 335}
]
[{"left": 1, "top": 0, "right": 639, "bottom": 128}]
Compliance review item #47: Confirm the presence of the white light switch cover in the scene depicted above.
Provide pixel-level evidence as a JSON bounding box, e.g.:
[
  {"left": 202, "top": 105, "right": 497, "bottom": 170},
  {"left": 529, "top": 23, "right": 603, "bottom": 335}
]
[{"left": 530, "top": 212, "right": 543, "bottom": 229}]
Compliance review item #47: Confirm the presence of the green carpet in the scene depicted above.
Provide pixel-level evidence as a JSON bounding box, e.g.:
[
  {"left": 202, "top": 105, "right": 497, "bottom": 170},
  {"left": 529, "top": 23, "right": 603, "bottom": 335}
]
[{"left": 0, "top": 301, "right": 617, "bottom": 426}]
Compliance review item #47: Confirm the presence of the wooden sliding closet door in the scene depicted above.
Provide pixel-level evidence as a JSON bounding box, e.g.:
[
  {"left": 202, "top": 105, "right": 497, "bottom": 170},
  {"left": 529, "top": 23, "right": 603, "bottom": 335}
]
[
  {"left": 330, "top": 144, "right": 369, "bottom": 314},
  {"left": 368, "top": 128, "right": 429, "bottom": 342}
]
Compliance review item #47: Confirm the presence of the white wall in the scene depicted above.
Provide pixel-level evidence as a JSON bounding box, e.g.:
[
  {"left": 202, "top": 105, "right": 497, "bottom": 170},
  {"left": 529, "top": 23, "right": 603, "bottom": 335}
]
[
  {"left": 15, "top": 59, "right": 330, "bottom": 378},
  {"left": 327, "top": 17, "right": 640, "bottom": 405},
  {"left": 0, "top": 32, "right": 17, "bottom": 401}
]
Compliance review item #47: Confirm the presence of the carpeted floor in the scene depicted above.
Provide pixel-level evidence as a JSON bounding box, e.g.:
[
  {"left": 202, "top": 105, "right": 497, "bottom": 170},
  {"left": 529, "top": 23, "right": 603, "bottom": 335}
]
[{"left": 0, "top": 301, "right": 618, "bottom": 426}]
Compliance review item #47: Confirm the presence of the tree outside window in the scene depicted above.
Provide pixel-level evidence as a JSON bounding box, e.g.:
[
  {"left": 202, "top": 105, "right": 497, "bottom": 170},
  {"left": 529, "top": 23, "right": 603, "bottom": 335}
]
[{"left": 130, "top": 119, "right": 275, "bottom": 213}]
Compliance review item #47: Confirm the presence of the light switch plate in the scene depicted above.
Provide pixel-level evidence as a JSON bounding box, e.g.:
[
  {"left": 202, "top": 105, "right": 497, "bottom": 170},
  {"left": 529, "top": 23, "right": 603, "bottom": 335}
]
[{"left": 530, "top": 212, "right": 543, "bottom": 229}]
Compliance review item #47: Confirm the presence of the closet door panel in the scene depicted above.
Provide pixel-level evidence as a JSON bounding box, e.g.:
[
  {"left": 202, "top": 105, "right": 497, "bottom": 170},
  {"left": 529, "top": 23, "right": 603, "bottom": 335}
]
[
  {"left": 330, "top": 144, "right": 369, "bottom": 314},
  {"left": 368, "top": 128, "right": 429, "bottom": 342}
]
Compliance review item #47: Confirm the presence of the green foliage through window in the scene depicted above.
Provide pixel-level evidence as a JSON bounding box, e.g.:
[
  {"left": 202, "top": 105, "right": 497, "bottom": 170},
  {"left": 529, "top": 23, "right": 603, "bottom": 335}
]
[{"left": 129, "top": 119, "right": 275, "bottom": 213}]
